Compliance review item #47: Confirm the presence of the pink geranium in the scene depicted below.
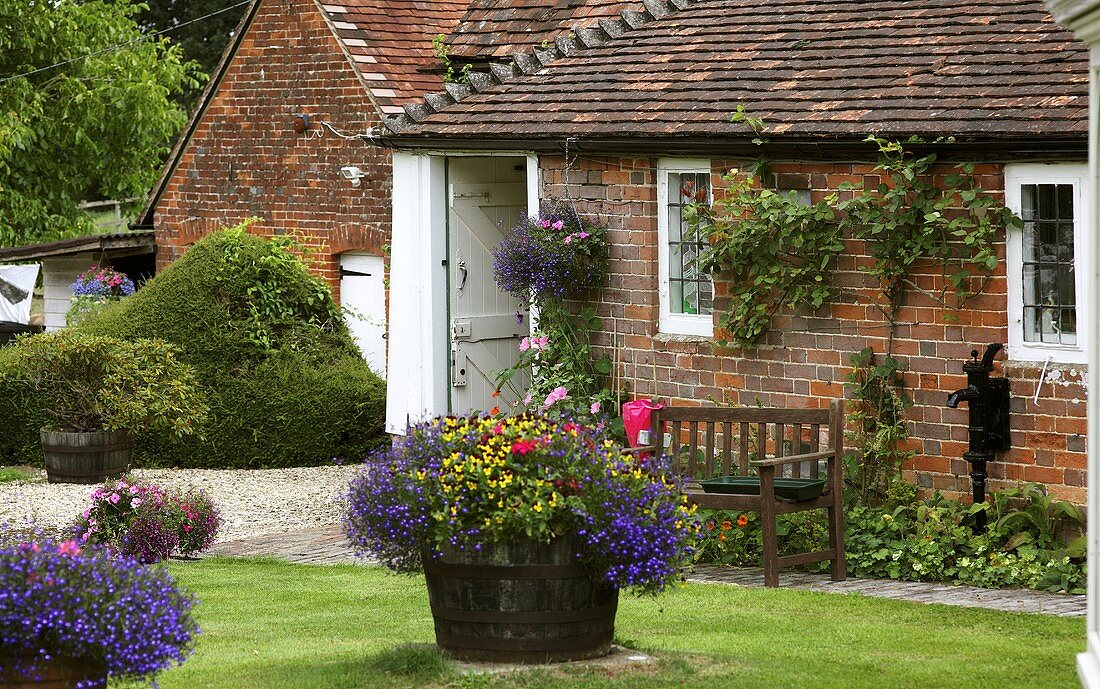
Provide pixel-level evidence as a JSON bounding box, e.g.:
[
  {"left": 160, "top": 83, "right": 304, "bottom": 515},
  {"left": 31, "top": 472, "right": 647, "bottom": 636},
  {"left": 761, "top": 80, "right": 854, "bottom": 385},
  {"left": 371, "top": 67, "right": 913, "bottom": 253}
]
[{"left": 541, "top": 386, "right": 569, "bottom": 409}]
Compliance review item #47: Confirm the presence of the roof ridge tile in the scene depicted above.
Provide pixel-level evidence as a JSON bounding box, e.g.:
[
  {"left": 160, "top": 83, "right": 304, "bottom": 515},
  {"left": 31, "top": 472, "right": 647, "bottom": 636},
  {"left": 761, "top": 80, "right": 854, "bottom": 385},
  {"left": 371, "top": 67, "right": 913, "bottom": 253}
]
[
  {"left": 490, "top": 61, "right": 521, "bottom": 81},
  {"left": 598, "top": 17, "right": 628, "bottom": 38},
  {"left": 513, "top": 52, "right": 542, "bottom": 75},
  {"left": 642, "top": 0, "right": 674, "bottom": 20},
  {"left": 424, "top": 92, "right": 455, "bottom": 111},
  {"left": 620, "top": 9, "right": 649, "bottom": 30},
  {"left": 443, "top": 82, "right": 474, "bottom": 100},
  {"left": 466, "top": 71, "right": 499, "bottom": 93},
  {"left": 533, "top": 45, "right": 563, "bottom": 66},
  {"left": 576, "top": 26, "right": 611, "bottom": 48},
  {"left": 384, "top": 0, "right": 700, "bottom": 135}
]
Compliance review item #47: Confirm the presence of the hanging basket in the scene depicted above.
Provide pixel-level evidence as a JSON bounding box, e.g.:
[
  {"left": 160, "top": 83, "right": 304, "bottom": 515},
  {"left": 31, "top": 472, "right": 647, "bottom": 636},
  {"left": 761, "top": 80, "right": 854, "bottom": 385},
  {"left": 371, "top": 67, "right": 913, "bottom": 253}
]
[{"left": 424, "top": 535, "right": 618, "bottom": 663}]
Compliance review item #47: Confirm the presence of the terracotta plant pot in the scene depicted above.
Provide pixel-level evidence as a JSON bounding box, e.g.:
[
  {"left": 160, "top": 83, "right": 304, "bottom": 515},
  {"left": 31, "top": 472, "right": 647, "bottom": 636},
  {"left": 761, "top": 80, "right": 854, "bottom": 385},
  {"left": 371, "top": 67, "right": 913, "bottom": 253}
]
[{"left": 40, "top": 428, "right": 132, "bottom": 485}]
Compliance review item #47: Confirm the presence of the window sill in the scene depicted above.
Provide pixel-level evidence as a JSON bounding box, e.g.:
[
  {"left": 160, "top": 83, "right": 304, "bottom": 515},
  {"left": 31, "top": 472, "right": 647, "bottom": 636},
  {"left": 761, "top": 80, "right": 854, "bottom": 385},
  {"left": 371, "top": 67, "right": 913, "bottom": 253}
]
[{"left": 653, "top": 332, "right": 712, "bottom": 345}]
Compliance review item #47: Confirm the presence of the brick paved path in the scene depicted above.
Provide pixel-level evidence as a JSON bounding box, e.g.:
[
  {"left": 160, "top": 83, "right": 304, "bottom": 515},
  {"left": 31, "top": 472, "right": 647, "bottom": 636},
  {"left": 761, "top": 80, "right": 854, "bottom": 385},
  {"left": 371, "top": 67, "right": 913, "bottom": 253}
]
[{"left": 205, "top": 525, "right": 1086, "bottom": 617}]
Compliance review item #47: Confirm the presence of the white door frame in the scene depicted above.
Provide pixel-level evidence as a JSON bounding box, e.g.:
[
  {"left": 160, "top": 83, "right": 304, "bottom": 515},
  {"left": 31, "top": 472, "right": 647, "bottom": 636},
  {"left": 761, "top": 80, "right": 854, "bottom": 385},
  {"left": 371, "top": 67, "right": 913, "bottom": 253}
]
[{"left": 386, "top": 150, "right": 539, "bottom": 434}]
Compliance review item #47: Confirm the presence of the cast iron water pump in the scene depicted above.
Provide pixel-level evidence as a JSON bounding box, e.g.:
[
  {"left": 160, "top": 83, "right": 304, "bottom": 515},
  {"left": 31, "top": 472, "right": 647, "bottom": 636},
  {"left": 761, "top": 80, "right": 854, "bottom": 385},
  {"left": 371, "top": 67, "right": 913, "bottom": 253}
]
[{"left": 945, "top": 343, "right": 1011, "bottom": 531}]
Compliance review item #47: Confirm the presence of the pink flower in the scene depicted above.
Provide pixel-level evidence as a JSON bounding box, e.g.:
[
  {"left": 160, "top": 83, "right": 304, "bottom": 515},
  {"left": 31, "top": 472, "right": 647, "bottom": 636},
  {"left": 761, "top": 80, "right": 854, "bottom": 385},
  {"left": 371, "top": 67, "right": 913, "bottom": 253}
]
[
  {"left": 108, "top": 493, "right": 120, "bottom": 505},
  {"left": 563, "top": 235, "right": 573, "bottom": 245},
  {"left": 57, "top": 540, "right": 81, "bottom": 557},
  {"left": 551, "top": 220, "right": 564, "bottom": 230},
  {"left": 539, "top": 219, "right": 552, "bottom": 229},
  {"left": 537, "top": 336, "right": 549, "bottom": 349},
  {"left": 590, "top": 401, "right": 601, "bottom": 414},
  {"left": 523, "top": 391, "right": 533, "bottom": 406},
  {"left": 131, "top": 497, "right": 143, "bottom": 508},
  {"left": 578, "top": 231, "right": 589, "bottom": 239},
  {"left": 542, "top": 386, "right": 569, "bottom": 409},
  {"left": 519, "top": 336, "right": 531, "bottom": 352}
]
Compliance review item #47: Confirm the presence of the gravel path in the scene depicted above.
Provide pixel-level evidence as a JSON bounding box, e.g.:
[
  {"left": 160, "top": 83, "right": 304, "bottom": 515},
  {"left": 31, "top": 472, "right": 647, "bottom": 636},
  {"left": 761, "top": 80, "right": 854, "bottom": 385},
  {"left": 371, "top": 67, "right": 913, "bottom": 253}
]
[{"left": 0, "top": 465, "right": 363, "bottom": 543}]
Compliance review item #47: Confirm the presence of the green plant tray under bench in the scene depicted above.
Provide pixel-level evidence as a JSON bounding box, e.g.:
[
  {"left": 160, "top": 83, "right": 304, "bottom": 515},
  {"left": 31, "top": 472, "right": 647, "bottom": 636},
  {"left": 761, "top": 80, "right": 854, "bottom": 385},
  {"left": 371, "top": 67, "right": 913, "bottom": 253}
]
[{"left": 698, "top": 477, "right": 826, "bottom": 502}]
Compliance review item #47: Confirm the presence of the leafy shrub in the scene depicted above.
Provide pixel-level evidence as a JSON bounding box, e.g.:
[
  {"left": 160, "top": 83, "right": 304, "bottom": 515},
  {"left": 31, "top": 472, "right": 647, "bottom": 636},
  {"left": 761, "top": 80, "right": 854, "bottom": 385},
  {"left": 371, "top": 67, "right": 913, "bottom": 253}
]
[
  {"left": 0, "top": 225, "right": 388, "bottom": 469},
  {"left": 72, "top": 477, "right": 221, "bottom": 563},
  {"left": 694, "top": 485, "right": 1086, "bottom": 593},
  {"left": 5, "top": 331, "right": 207, "bottom": 436}
]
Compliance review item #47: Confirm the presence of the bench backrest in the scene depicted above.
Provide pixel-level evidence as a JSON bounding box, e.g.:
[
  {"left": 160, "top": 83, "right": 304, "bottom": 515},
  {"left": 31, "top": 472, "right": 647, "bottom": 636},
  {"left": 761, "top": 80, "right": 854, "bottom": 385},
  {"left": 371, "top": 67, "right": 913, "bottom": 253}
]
[{"left": 650, "top": 400, "right": 845, "bottom": 480}]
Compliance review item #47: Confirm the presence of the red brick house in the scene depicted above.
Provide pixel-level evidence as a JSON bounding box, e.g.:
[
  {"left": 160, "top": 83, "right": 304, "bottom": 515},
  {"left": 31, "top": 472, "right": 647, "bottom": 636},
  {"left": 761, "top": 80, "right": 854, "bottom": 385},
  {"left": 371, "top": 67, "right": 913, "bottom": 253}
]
[
  {"left": 135, "top": 0, "right": 467, "bottom": 377},
  {"left": 380, "top": 0, "right": 1091, "bottom": 503}
]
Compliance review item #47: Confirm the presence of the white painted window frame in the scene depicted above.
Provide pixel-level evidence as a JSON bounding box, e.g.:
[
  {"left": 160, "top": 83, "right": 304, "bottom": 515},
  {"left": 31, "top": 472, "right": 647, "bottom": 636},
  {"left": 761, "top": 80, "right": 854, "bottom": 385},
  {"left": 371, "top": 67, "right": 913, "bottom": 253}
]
[
  {"left": 1004, "top": 162, "right": 1090, "bottom": 364},
  {"left": 657, "top": 158, "right": 714, "bottom": 337}
]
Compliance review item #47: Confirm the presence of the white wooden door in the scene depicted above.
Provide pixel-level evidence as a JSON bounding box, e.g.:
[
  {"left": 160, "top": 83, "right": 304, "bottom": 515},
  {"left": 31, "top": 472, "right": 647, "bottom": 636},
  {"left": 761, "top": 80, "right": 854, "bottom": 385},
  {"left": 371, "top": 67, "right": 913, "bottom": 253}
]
[
  {"left": 448, "top": 160, "right": 529, "bottom": 414},
  {"left": 340, "top": 253, "right": 387, "bottom": 378}
]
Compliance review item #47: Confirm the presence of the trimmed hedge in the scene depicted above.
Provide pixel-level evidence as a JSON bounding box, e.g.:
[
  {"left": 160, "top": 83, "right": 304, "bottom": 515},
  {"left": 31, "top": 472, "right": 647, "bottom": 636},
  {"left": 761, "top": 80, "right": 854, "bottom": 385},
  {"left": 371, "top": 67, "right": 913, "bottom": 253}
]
[{"left": 1, "top": 228, "right": 387, "bottom": 468}]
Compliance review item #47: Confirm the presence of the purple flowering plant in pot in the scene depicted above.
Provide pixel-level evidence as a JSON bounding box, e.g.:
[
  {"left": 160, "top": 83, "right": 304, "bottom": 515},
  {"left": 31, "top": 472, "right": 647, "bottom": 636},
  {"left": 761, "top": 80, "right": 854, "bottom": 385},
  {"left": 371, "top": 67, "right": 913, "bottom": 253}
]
[
  {"left": 491, "top": 199, "right": 609, "bottom": 302},
  {"left": 0, "top": 530, "right": 199, "bottom": 687},
  {"left": 71, "top": 477, "right": 222, "bottom": 564},
  {"left": 343, "top": 415, "right": 697, "bottom": 662}
]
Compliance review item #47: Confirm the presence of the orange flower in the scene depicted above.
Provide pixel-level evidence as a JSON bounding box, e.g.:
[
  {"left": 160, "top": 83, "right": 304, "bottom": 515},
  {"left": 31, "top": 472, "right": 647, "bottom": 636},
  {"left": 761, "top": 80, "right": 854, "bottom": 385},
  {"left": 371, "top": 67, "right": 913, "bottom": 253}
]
[
  {"left": 736, "top": 514, "right": 748, "bottom": 528},
  {"left": 491, "top": 389, "right": 500, "bottom": 398},
  {"left": 705, "top": 521, "right": 715, "bottom": 532},
  {"left": 489, "top": 406, "right": 500, "bottom": 416},
  {"left": 720, "top": 520, "right": 732, "bottom": 531},
  {"left": 717, "top": 533, "right": 726, "bottom": 543}
]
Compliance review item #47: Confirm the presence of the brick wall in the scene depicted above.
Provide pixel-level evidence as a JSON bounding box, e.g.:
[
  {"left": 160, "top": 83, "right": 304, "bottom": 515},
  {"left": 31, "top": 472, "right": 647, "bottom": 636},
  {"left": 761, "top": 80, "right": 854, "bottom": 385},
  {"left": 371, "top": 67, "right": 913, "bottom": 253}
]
[
  {"left": 152, "top": 0, "right": 390, "bottom": 302},
  {"left": 540, "top": 155, "right": 1087, "bottom": 504}
]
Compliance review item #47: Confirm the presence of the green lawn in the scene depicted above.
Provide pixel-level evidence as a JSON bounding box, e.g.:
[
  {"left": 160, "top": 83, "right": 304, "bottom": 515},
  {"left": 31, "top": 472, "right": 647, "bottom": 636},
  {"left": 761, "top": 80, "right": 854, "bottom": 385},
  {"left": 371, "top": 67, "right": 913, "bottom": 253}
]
[{"left": 134, "top": 558, "right": 1084, "bottom": 689}]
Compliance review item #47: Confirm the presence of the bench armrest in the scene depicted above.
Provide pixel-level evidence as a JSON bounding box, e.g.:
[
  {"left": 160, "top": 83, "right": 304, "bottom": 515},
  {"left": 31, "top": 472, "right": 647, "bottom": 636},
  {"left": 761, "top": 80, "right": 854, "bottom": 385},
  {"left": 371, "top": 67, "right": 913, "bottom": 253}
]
[
  {"left": 750, "top": 449, "right": 835, "bottom": 468},
  {"left": 623, "top": 445, "right": 657, "bottom": 456}
]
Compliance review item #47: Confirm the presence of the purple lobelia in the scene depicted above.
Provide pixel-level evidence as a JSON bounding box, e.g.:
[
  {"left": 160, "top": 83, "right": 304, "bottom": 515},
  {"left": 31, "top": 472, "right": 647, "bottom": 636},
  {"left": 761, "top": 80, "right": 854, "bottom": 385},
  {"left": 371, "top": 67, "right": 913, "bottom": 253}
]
[
  {"left": 491, "top": 199, "right": 609, "bottom": 301},
  {"left": 0, "top": 532, "right": 198, "bottom": 686}
]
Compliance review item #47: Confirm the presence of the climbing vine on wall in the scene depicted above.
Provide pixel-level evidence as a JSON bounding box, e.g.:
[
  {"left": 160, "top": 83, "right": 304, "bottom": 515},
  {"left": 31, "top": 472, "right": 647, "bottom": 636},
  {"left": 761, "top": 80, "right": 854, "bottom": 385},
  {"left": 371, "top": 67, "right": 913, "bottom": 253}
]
[{"left": 689, "top": 135, "right": 1021, "bottom": 349}]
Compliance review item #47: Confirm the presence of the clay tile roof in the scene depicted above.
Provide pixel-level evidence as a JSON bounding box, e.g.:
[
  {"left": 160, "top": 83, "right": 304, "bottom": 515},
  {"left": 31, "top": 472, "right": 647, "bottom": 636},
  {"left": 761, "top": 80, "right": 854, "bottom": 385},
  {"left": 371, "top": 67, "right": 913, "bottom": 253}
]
[
  {"left": 320, "top": 0, "right": 467, "bottom": 114},
  {"left": 391, "top": 0, "right": 1089, "bottom": 144},
  {"left": 446, "top": 0, "right": 645, "bottom": 60}
]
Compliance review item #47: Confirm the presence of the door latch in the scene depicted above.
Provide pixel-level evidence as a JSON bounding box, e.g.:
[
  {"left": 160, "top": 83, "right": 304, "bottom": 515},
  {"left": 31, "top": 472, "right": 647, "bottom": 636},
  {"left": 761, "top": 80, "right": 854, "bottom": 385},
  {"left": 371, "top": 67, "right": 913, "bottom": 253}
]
[{"left": 451, "top": 346, "right": 467, "bottom": 386}]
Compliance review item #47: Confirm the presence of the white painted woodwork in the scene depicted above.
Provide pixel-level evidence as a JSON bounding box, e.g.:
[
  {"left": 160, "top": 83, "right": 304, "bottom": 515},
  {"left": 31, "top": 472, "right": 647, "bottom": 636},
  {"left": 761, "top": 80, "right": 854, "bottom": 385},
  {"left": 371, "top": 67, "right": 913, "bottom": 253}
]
[
  {"left": 340, "top": 253, "right": 387, "bottom": 378},
  {"left": 42, "top": 254, "right": 97, "bottom": 331},
  {"left": 447, "top": 156, "right": 529, "bottom": 414},
  {"left": 1041, "top": 2, "right": 1100, "bottom": 684}
]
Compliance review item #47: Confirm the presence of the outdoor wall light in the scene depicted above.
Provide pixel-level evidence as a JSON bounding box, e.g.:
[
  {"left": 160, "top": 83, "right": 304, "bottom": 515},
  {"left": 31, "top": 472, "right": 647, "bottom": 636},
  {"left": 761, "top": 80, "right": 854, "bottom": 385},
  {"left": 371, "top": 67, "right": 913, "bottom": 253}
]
[{"left": 339, "top": 165, "right": 366, "bottom": 187}]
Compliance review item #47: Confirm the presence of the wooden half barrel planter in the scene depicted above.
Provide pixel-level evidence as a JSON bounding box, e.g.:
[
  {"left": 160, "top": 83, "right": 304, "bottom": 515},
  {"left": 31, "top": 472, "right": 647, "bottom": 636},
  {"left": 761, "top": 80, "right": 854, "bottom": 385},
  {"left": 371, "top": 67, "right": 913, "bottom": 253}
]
[
  {"left": 40, "top": 429, "right": 132, "bottom": 485},
  {"left": 0, "top": 652, "right": 106, "bottom": 689},
  {"left": 424, "top": 536, "right": 618, "bottom": 663}
]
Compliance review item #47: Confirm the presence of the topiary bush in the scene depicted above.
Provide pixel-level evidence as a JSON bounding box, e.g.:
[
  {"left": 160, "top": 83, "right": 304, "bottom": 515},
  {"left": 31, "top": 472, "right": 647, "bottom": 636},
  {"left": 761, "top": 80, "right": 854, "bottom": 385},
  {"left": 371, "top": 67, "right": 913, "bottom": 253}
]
[{"left": 1, "top": 225, "right": 387, "bottom": 468}]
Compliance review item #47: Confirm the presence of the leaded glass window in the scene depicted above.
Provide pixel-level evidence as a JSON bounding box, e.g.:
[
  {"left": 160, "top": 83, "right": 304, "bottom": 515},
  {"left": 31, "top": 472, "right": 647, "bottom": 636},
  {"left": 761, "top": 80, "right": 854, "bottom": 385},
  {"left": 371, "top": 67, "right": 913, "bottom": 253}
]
[
  {"left": 1020, "top": 183, "right": 1076, "bottom": 345},
  {"left": 666, "top": 171, "right": 713, "bottom": 317}
]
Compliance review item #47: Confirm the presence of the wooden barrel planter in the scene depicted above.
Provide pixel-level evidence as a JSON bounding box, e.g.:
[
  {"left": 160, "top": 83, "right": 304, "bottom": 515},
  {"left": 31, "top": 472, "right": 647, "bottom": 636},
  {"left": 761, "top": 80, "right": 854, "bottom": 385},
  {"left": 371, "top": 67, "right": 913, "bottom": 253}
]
[
  {"left": 40, "top": 429, "right": 132, "bottom": 485},
  {"left": 0, "top": 652, "right": 106, "bottom": 689},
  {"left": 423, "top": 536, "right": 618, "bottom": 663}
]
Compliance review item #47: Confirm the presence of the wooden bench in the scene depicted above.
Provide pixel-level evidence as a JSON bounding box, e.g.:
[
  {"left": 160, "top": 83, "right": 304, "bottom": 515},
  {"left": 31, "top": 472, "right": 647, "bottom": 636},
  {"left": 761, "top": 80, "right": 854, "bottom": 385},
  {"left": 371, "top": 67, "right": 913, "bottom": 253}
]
[{"left": 645, "top": 400, "right": 847, "bottom": 587}]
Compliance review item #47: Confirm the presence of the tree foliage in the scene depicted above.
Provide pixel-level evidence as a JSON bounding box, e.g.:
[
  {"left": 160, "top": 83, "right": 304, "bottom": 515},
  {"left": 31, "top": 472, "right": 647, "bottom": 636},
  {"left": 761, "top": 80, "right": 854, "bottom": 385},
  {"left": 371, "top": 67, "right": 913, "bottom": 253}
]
[
  {"left": 137, "top": 0, "right": 248, "bottom": 108},
  {"left": 0, "top": 0, "right": 202, "bottom": 247}
]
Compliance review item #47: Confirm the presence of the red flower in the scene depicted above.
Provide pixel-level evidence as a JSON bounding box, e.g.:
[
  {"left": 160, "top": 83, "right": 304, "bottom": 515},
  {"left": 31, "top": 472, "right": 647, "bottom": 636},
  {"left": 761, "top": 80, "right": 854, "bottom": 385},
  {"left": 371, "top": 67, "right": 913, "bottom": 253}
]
[
  {"left": 491, "top": 389, "right": 500, "bottom": 398},
  {"left": 489, "top": 406, "right": 500, "bottom": 416},
  {"left": 510, "top": 439, "right": 538, "bottom": 455}
]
